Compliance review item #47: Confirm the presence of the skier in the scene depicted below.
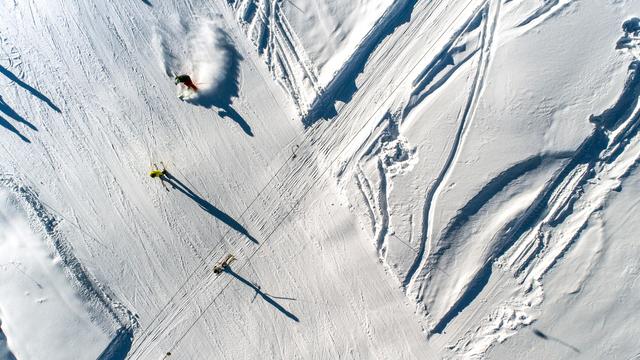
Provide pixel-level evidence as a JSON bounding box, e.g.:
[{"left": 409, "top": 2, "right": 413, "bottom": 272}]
[
  {"left": 149, "top": 163, "right": 169, "bottom": 191},
  {"left": 174, "top": 74, "right": 198, "bottom": 92},
  {"left": 213, "top": 254, "right": 236, "bottom": 274}
]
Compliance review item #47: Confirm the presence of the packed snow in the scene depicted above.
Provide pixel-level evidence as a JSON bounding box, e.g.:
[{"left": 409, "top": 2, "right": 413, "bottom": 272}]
[
  {"left": 1, "top": 0, "right": 640, "bottom": 359},
  {"left": 0, "top": 181, "right": 129, "bottom": 359}
]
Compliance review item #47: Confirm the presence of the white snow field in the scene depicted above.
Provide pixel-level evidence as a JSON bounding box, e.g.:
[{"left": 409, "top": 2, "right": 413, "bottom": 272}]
[{"left": 1, "top": 0, "right": 640, "bottom": 359}]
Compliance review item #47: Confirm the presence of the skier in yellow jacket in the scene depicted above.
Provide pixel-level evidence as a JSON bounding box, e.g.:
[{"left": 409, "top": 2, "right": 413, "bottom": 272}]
[{"left": 149, "top": 162, "right": 168, "bottom": 191}]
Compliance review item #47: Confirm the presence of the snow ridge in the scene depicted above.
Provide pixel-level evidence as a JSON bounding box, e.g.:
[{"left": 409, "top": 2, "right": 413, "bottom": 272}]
[
  {"left": 445, "top": 21, "right": 640, "bottom": 356},
  {"left": 0, "top": 174, "right": 137, "bottom": 345},
  {"left": 337, "top": 3, "right": 640, "bottom": 357}
]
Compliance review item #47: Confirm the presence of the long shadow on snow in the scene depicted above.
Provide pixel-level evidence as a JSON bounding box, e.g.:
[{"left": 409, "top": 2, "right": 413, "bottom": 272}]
[
  {"left": 431, "top": 109, "right": 618, "bottom": 335},
  {"left": 532, "top": 328, "right": 580, "bottom": 353},
  {"left": 0, "top": 318, "right": 18, "bottom": 360},
  {"left": 0, "top": 65, "right": 61, "bottom": 113},
  {"left": 428, "top": 156, "right": 545, "bottom": 335},
  {"left": 303, "top": 0, "right": 416, "bottom": 126},
  {"left": 440, "top": 156, "right": 544, "bottom": 242},
  {"left": 0, "top": 95, "right": 34, "bottom": 142},
  {"left": 163, "top": 172, "right": 258, "bottom": 244},
  {"left": 590, "top": 61, "right": 640, "bottom": 130},
  {"left": 428, "top": 62, "right": 640, "bottom": 331},
  {"left": 96, "top": 327, "right": 134, "bottom": 360},
  {"left": 226, "top": 269, "right": 299, "bottom": 322},
  {"left": 430, "top": 133, "right": 608, "bottom": 335},
  {"left": 187, "top": 31, "right": 253, "bottom": 137}
]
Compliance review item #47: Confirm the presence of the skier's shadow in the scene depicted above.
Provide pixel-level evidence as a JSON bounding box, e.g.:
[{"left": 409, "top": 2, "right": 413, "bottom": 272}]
[
  {"left": 532, "top": 329, "right": 580, "bottom": 353},
  {"left": 163, "top": 172, "right": 258, "bottom": 244},
  {"left": 0, "top": 95, "right": 32, "bottom": 142},
  {"left": 225, "top": 268, "right": 299, "bottom": 322},
  {"left": 0, "top": 64, "right": 61, "bottom": 142},
  {"left": 0, "top": 65, "right": 61, "bottom": 113},
  {"left": 187, "top": 29, "right": 253, "bottom": 137},
  {"left": 216, "top": 105, "right": 252, "bottom": 137}
]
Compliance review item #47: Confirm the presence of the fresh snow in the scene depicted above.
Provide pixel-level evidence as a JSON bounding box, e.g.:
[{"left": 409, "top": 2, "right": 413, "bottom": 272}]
[{"left": 1, "top": 0, "right": 640, "bottom": 359}]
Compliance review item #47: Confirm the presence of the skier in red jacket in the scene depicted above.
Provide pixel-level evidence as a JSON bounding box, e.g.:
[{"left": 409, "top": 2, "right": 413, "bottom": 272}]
[{"left": 174, "top": 74, "right": 198, "bottom": 92}]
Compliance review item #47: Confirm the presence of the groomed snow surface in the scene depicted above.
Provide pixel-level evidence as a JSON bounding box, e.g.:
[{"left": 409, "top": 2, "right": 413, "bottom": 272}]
[{"left": 1, "top": 0, "right": 640, "bottom": 359}]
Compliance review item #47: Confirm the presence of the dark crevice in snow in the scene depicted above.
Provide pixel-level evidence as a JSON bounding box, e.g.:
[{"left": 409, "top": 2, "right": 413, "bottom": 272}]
[
  {"left": 440, "top": 156, "right": 544, "bottom": 243},
  {"left": 427, "top": 156, "right": 552, "bottom": 335},
  {"left": 431, "top": 260, "right": 494, "bottom": 335},
  {"left": 375, "top": 158, "right": 390, "bottom": 255},
  {"left": 590, "top": 61, "right": 640, "bottom": 131}
]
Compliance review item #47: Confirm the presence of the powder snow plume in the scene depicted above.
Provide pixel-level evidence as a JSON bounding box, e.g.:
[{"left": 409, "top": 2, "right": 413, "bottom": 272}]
[
  {"left": 187, "top": 21, "right": 231, "bottom": 103},
  {"left": 153, "top": 18, "right": 241, "bottom": 108}
]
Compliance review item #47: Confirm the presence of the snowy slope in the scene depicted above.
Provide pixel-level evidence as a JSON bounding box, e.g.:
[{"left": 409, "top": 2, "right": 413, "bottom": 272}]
[
  {"left": 0, "top": 184, "right": 122, "bottom": 360},
  {"left": 1, "top": 0, "right": 640, "bottom": 359}
]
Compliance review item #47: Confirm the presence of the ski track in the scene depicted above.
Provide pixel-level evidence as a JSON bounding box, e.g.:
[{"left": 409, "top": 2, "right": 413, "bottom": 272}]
[
  {"left": 2, "top": 0, "right": 302, "bottom": 357},
  {"left": 228, "top": 0, "right": 321, "bottom": 114},
  {"left": 0, "top": 0, "right": 488, "bottom": 355},
  {"left": 1, "top": 0, "right": 638, "bottom": 358},
  {"left": 130, "top": 0, "right": 492, "bottom": 354},
  {"left": 516, "top": 0, "right": 574, "bottom": 28},
  {"left": 312, "top": 1, "right": 640, "bottom": 356},
  {"left": 0, "top": 174, "right": 135, "bottom": 349},
  {"left": 426, "top": 21, "right": 640, "bottom": 356},
  {"left": 404, "top": 0, "right": 500, "bottom": 294}
]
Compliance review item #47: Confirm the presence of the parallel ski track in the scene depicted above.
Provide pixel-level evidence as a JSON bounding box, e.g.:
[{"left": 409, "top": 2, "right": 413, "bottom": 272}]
[
  {"left": 430, "top": 40, "right": 640, "bottom": 346},
  {"left": 405, "top": 0, "right": 500, "bottom": 295},
  {"left": 129, "top": 0, "right": 490, "bottom": 357}
]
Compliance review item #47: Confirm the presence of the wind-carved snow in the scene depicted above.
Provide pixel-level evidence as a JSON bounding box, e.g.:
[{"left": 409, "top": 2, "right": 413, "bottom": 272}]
[{"left": 456, "top": 33, "right": 640, "bottom": 356}]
